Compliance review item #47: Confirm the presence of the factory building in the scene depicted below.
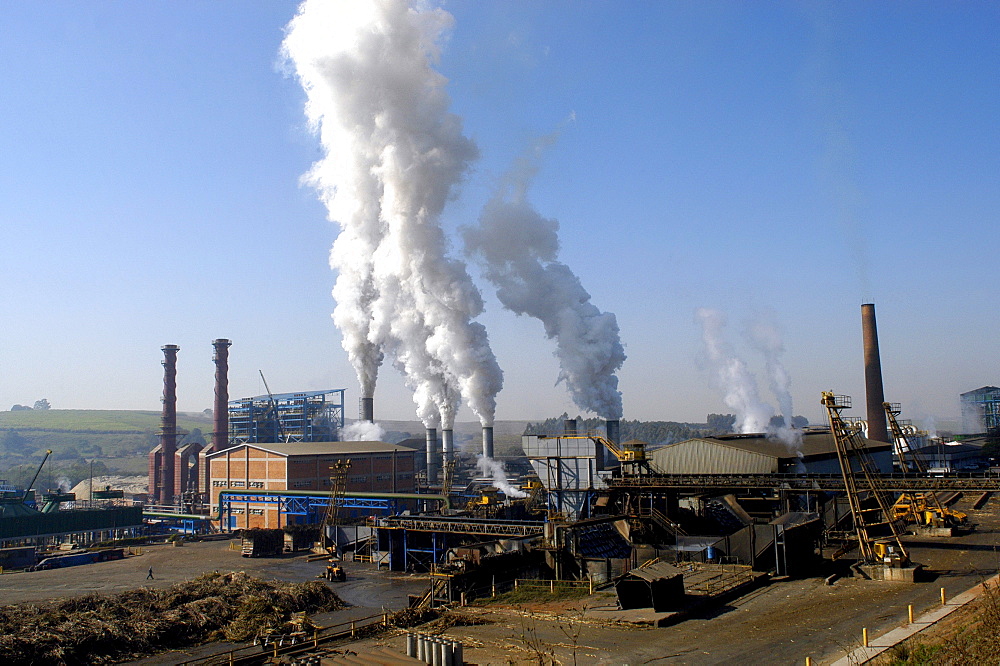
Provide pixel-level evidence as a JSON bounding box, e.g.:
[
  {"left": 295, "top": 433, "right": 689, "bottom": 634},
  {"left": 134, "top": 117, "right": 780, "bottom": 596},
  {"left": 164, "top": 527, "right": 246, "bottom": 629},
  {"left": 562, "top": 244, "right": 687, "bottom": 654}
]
[
  {"left": 207, "top": 440, "right": 417, "bottom": 530},
  {"left": 649, "top": 430, "right": 894, "bottom": 475}
]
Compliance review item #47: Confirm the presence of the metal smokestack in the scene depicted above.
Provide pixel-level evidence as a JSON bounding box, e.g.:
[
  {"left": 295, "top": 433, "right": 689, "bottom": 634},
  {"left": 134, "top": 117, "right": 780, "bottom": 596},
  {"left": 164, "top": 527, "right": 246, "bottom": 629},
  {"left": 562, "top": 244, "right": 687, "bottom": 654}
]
[
  {"left": 361, "top": 397, "right": 374, "bottom": 423},
  {"left": 564, "top": 419, "right": 577, "bottom": 436},
  {"left": 482, "top": 426, "right": 494, "bottom": 459},
  {"left": 601, "top": 419, "right": 621, "bottom": 472},
  {"left": 160, "top": 344, "right": 179, "bottom": 505},
  {"left": 861, "top": 304, "right": 890, "bottom": 443},
  {"left": 441, "top": 429, "right": 454, "bottom": 471},
  {"left": 425, "top": 427, "right": 438, "bottom": 484}
]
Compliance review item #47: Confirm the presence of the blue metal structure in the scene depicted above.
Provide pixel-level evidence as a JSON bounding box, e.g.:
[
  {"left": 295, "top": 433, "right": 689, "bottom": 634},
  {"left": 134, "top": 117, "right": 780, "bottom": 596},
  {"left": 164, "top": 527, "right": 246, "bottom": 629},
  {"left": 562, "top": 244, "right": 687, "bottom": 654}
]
[
  {"left": 228, "top": 389, "right": 346, "bottom": 444},
  {"left": 218, "top": 491, "right": 395, "bottom": 531}
]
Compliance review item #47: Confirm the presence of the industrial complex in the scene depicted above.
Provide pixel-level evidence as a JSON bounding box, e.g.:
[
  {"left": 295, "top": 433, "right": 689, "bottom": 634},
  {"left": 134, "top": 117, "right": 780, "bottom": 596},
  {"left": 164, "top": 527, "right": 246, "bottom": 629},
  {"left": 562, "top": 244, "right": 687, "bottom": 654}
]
[{"left": 2, "top": 304, "right": 999, "bottom": 664}]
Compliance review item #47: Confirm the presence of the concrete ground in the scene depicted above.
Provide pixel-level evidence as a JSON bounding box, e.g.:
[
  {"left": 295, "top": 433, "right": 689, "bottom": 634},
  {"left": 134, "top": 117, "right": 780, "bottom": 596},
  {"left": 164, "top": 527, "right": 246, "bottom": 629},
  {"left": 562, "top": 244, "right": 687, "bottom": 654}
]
[
  {"left": 337, "top": 496, "right": 1000, "bottom": 665},
  {"left": 2, "top": 495, "right": 998, "bottom": 665}
]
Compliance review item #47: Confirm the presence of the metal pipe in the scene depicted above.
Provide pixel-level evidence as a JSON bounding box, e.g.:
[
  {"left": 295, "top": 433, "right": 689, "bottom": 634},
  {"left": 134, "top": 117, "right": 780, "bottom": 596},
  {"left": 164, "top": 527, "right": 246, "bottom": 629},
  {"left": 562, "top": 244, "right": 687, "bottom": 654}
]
[
  {"left": 482, "top": 426, "right": 494, "bottom": 459},
  {"left": 160, "top": 345, "right": 179, "bottom": 505},
  {"left": 862, "top": 304, "right": 890, "bottom": 443},
  {"left": 361, "top": 397, "right": 374, "bottom": 423}
]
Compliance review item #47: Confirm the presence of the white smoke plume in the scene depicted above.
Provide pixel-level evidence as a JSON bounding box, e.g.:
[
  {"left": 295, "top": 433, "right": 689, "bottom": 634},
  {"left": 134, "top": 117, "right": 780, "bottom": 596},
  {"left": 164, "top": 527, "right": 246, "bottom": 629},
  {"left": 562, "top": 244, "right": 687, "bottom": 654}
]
[
  {"left": 283, "top": 0, "right": 503, "bottom": 427},
  {"left": 463, "top": 132, "right": 626, "bottom": 420},
  {"left": 341, "top": 420, "right": 386, "bottom": 442},
  {"left": 476, "top": 455, "right": 527, "bottom": 499},
  {"left": 695, "top": 308, "right": 773, "bottom": 434},
  {"left": 745, "top": 314, "right": 803, "bottom": 456}
]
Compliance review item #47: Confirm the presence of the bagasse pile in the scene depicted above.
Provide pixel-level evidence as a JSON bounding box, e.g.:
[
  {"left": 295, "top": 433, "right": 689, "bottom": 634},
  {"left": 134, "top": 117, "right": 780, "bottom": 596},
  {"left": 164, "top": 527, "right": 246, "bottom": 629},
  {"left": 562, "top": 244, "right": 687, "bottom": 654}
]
[{"left": 0, "top": 571, "right": 344, "bottom": 665}]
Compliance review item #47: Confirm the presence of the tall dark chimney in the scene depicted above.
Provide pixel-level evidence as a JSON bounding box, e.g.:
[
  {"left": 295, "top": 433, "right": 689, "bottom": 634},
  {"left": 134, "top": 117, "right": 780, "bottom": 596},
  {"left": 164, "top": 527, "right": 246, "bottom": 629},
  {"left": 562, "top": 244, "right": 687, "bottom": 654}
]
[
  {"left": 601, "top": 419, "right": 621, "bottom": 472},
  {"left": 482, "top": 426, "right": 494, "bottom": 459},
  {"left": 160, "top": 344, "right": 179, "bottom": 505},
  {"left": 211, "top": 339, "right": 231, "bottom": 453},
  {"left": 361, "top": 397, "right": 374, "bottom": 423},
  {"left": 861, "top": 304, "right": 890, "bottom": 443},
  {"left": 564, "top": 418, "right": 577, "bottom": 436}
]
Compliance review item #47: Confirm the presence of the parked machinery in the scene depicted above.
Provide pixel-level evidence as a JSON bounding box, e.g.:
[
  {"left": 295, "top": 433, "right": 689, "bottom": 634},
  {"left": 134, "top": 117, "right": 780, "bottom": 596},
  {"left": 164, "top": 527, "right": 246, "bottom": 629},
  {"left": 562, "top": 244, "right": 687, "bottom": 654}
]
[{"left": 885, "top": 402, "right": 968, "bottom": 529}]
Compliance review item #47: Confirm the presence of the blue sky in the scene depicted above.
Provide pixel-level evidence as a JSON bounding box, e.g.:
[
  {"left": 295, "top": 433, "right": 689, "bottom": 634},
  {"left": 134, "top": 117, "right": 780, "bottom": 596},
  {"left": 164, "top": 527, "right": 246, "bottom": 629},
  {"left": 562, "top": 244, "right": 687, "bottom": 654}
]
[{"left": 1, "top": 1, "right": 996, "bottom": 427}]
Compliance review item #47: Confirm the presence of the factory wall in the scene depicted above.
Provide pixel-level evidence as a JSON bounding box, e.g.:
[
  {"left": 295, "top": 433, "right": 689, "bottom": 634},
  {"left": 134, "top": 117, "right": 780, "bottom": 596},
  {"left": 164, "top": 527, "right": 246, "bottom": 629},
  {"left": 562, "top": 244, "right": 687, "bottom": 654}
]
[{"left": 208, "top": 442, "right": 416, "bottom": 530}]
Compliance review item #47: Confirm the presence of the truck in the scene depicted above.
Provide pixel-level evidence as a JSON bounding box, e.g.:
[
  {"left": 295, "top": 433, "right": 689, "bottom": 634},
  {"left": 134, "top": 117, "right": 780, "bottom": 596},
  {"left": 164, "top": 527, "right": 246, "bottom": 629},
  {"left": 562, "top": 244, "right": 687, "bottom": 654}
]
[{"left": 240, "top": 528, "right": 285, "bottom": 558}]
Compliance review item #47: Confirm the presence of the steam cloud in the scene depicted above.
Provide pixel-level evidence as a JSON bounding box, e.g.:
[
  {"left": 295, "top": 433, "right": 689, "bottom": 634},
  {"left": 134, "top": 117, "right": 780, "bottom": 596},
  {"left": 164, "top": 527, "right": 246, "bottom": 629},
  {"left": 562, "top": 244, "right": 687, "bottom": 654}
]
[
  {"left": 463, "top": 132, "right": 626, "bottom": 420},
  {"left": 341, "top": 421, "right": 387, "bottom": 442},
  {"left": 696, "top": 308, "right": 773, "bottom": 434},
  {"left": 696, "top": 308, "right": 804, "bottom": 458},
  {"left": 283, "top": 0, "right": 503, "bottom": 427},
  {"left": 476, "top": 454, "right": 527, "bottom": 499}
]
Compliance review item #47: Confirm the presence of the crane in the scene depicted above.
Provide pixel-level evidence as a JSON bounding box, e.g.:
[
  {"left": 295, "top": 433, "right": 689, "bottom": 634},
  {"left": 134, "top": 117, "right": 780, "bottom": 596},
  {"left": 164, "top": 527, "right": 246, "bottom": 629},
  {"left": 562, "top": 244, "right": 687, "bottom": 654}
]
[
  {"left": 885, "top": 402, "right": 967, "bottom": 528},
  {"left": 258, "top": 370, "right": 287, "bottom": 442},
  {"left": 823, "top": 392, "right": 909, "bottom": 566},
  {"left": 21, "top": 449, "right": 53, "bottom": 503}
]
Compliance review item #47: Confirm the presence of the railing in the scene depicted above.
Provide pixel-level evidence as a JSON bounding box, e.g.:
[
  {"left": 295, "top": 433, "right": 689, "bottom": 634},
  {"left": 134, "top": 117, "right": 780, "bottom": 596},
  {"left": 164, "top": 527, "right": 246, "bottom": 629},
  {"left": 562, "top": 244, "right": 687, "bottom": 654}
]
[
  {"left": 610, "top": 472, "right": 1000, "bottom": 492},
  {"left": 176, "top": 612, "right": 391, "bottom": 665}
]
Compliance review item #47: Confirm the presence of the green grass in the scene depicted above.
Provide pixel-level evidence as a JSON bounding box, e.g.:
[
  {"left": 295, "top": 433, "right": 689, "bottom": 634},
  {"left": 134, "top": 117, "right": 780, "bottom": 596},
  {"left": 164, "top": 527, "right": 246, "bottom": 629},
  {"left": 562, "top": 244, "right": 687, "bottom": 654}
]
[{"left": 0, "top": 409, "right": 211, "bottom": 433}]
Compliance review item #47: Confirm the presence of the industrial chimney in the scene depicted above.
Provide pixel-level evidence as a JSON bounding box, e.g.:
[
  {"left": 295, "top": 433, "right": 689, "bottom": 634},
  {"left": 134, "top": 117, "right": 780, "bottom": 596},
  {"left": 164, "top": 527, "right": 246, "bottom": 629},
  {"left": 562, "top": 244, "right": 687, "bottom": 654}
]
[
  {"left": 441, "top": 428, "right": 454, "bottom": 471},
  {"left": 482, "top": 426, "right": 494, "bottom": 459},
  {"left": 425, "top": 427, "right": 438, "bottom": 485},
  {"left": 601, "top": 419, "right": 621, "bottom": 472},
  {"left": 361, "top": 397, "right": 374, "bottom": 423},
  {"left": 211, "top": 339, "right": 231, "bottom": 453},
  {"left": 159, "top": 344, "right": 179, "bottom": 505},
  {"left": 861, "top": 304, "right": 890, "bottom": 443},
  {"left": 564, "top": 418, "right": 577, "bottom": 436}
]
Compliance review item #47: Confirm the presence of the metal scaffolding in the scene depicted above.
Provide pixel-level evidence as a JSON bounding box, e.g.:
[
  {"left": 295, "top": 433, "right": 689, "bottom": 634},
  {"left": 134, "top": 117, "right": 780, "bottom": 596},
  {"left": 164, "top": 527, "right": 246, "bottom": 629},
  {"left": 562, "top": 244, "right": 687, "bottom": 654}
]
[{"left": 228, "top": 389, "right": 345, "bottom": 444}]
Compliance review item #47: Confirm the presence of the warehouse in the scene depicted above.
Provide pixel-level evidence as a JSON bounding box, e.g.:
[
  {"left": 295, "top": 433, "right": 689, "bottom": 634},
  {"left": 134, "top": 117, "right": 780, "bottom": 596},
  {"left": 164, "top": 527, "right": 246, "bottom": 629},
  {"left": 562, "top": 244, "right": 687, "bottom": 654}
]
[
  {"left": 649, "top": 429, "right": 894, "bottom": 475},
  {"left": 207, "top": 441, "right": 417, "bottom": 530}
]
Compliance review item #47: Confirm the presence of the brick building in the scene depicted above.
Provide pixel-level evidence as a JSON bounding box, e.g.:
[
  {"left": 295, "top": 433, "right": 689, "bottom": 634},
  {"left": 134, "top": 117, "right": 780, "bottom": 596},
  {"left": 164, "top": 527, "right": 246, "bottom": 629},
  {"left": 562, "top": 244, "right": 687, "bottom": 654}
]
[{"left": 207, "top": 441, "right": 417, "bottom": 530}]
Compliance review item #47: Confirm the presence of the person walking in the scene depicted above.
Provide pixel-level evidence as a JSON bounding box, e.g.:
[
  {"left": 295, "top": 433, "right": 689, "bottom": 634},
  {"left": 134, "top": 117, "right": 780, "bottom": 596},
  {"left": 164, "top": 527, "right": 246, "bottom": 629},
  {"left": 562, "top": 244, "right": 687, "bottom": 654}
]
[{"left": 147, "top": 566, "right": 154, "bottom": 580}]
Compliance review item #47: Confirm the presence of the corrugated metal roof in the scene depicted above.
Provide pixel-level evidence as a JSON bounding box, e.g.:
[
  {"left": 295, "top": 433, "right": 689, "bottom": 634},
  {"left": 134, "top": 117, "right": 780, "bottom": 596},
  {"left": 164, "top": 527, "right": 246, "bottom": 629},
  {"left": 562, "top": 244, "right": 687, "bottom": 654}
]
[
  {"left": 664, "top": 431, "right": 889, "bottom": 459},
  {"left": 206, "top": 441, "right": 413, "bottom": 458}
]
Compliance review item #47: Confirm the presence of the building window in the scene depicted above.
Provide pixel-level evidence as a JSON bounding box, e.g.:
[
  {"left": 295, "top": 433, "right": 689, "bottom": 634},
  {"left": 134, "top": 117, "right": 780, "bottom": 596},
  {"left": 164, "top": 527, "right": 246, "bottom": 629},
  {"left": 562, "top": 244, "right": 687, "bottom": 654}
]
[
  {"left": 249, "top": 508, "right": 264, "bottom": 515},
  {"left": 231, "top": 481, "right": 246, "bottom": 488},
  {"left": 212, "top": 480, "right": 227, "bottom": 487},
  {"left": 292, "top": 480, "right": 314, "bottom": 489},
  {"left": 248, "top": 481, "right": 265, "bottom": 489}
]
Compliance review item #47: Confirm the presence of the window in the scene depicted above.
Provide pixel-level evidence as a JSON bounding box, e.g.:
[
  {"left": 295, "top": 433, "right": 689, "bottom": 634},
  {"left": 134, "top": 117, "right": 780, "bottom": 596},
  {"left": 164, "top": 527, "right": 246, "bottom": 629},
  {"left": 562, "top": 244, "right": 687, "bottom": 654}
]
[
  {"left": 249, "top": 508, "right": 264, "bottom": 516},
  {"left": 248, "top": 481, "right": 264, "bottom": 489},
  {"left": 231, "top": 481, "right": 246, "bottom": 488}
]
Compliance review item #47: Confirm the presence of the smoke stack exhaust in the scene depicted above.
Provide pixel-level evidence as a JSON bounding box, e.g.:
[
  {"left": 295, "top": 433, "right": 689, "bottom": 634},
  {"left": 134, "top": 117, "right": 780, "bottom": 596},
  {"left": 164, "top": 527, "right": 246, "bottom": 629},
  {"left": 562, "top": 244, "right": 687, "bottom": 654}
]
[
  {"left": 861, "top": 304, "right": 890, "bottom": 443},
  {"left": 361, "top": 397, "right": 374, "bottom": 423},
  {"left": 482, "top": 426, "right": 494, "bottom": 459},
  {"left": 160, "top": 344, "right": 179, "bottom": 505},
  {"left": 564, "top": 419, "right": 577, "bottom": 436},
  {"left": 425, "top": 427, "right": 438, "bottom": 485}
]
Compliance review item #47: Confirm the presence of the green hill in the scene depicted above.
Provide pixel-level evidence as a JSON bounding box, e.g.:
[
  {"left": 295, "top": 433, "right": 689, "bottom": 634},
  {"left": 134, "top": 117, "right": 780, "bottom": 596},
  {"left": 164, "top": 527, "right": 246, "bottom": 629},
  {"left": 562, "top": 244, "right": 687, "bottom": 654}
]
[{"left": 0, "top": 409, "right": 214, "bottom": 491}]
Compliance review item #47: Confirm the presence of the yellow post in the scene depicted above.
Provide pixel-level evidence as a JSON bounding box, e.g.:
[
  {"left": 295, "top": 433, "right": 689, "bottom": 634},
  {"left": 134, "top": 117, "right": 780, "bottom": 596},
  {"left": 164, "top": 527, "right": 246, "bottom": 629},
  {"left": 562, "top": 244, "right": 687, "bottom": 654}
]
[
  {"left": 805, "top": 657, "right": 811, "bottom": 666},
  {"left": 351, "top": 621, "right": 356, "bottom": 637},
  {"left": 314, "top": 630, "right": 318, "bottom": 647},
  {"left": 550, "top": 580, "right": 554, "bottom": 593},
  {"left": 862, "top": 627, "right": 868, "bottom": 647},
  {"left": 908, "top": 604, "right": 914, "bottom": 624},
  {"left": 941, "top": 587, "right": 947, "bottom": 605}
]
